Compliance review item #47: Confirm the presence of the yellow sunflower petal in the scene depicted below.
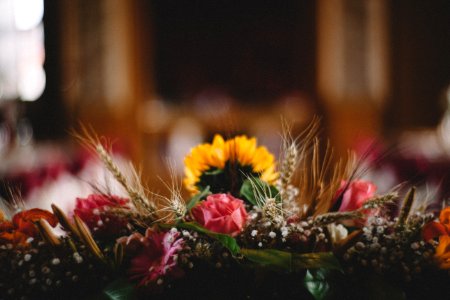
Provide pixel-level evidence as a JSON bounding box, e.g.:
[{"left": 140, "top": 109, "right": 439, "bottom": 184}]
[{"left": 183, "top": 134, "right": 278, "bottom": 195}]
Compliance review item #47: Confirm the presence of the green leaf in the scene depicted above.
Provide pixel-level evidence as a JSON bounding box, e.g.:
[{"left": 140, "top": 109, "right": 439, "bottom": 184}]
[
  {"left": 204, "top": 168, "right": 224, "bottom": 176},
  {"left": 102, "top": 279, "right": 135, "bottom": 300},
  {"left": 292, "top": 252, "right": 341, "bottom": 270},
  {"left": 177, "top": 222, "right": 240, "bottom": 256},
  {"left": 240, "top": 179, "right": 258, "bottom": 206},
  {"left": 186, "top": 186, "right": 211, "bottom": 211},
  {"left": 240, "top": 178, "right": 280, "bottom": 207},
  {"left": 304, "top": 269, "right": 333, "bottom": 300},
  {"left": 241, "top": 249, "right": 341, "bottom": 272},
  {"left": 241, "top": 248, "right": 292, "bottom": 271}
]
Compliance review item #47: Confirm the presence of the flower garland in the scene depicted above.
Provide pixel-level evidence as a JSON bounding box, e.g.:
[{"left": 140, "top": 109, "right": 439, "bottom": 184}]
[{"left": 0, "top": 124, "right": 449, "bottom": 299}]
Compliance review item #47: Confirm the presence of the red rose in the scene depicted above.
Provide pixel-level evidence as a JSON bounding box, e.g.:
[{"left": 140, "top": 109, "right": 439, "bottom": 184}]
[
  {"left": 335, "top": 180, "right": 377, "bottom": 212},
  {"left": 74, "top": 194, "right": 129, "bottom": 236},
  {"left": 191, "top": 193, "right": 248, "bottom": 236}
]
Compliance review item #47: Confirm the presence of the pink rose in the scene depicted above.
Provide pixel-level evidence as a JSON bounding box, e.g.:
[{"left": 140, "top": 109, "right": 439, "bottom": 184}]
[
  {"left": 335, "top": 180, "right": 377, "bottom": 212},
  {"left": 191, "top": 193, "right": 248, "bottom": 236},
  {"left": 74, "top": 194, "right": 129, "bottom": 236}
]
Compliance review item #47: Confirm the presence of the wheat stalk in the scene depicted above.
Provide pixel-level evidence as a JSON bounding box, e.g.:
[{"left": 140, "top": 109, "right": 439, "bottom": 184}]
[
  {"left": 293, "top": 118, "right": 356, "bottom": 218},
  {"left": 72, "top": 125, "right": 157, "bottom": 220}
]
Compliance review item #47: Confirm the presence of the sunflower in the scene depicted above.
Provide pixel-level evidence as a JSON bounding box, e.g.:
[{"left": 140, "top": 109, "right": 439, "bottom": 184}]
[{"left": 184, "top": 134, "right": 278, "bottom": 196}]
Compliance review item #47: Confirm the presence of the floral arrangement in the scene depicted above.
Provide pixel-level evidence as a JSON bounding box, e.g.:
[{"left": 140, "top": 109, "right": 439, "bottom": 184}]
[{"left": 1, "top": 122, "right": 449, "bottom": 300}]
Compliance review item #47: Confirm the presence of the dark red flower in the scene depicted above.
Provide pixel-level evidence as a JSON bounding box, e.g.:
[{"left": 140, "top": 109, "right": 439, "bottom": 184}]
[{"left": 74, "top": 194, "right": 130, "bottom": 236}]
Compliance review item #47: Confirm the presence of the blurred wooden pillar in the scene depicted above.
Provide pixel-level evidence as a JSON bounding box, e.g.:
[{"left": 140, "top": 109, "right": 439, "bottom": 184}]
[
  {"left": 317, "top": 0, "right": 390, "bottom": 153},
  {"left": 59, "top": 0, "right": 154, "bottom": 162}
]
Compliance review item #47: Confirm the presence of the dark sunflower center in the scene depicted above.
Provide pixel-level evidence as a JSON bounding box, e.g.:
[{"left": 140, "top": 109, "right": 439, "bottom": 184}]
[{"left": 197, "top": 161, "right": 260, "bottom": 196}]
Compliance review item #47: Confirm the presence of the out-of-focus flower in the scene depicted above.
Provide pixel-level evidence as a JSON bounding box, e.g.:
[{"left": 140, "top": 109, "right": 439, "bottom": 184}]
[
  {"left": 438, "top": 207, "right": 450, "bottom": 232},
  {"left": 191, "top": 193, "right": 248, "bottom": 236},
  {"left": 335, "top": 180, "right": 377, "bottom": 212},
  {"left": 435, "top": 235, "right": 450, "bottom": 269},
  {"left": 422, "top": 207, "right": 450, "bottom": 269},
  {"left": 74, "top": 194, "right": 130, "bottom": 236},
  {"left": 423, "top": 207, "right": 450, "bottom": 241},
  {"left": 118, "top": 229, "right": 184, "bottom": 286},
  {"left": 0, "top": 208, "right": 58, "bottom": 246},
  {"left": 184, "top": 135, "right": 278, "bottom": 195},
  {"left": 423, "top": 222, "right": 448, "bottom": 242}
]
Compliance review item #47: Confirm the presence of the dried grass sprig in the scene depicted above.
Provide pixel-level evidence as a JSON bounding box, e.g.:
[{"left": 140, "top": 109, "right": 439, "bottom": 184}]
[
  {"left": 294, "top": 118, "right": 356, "bottom": 218},
  {"left": 0, "top": 185, "right": 25, "bottom": 218},
  {"left": 248, "top": 175, "right": 284, "bottom": 224},
  {"left": 396, "top": 187, "right": 416, "bottom": 229},
  {"left": 314, "top": 192, "right": 398, "bottom": 226},
  {"left": 35, "top": 219, "right": 61, "bottom": 247},
  {"left": 51, "top": 204, "right": 80, "bottom": 236},
  {"left": 313, "top": 211, "right": 363, "bottom": 226},
  {"left": 278, "top": 120, "right": 299, "bottom": 202},
  {"left": 73, "top": 215, "right": 105, "bottom": 261},
  {"left": 150, "top": 160, "right": 187, "bottom": 224},
  {"left": 360, "top": 192, "right": 398, "bottom": 210}
]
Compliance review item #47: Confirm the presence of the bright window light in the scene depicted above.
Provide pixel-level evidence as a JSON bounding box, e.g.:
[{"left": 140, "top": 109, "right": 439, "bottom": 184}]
[
  {"left": 13, "top": 0, "right": 44, "bottom": 31},
  {"left": 0, "top": 0, "right": 45, "bottom": 102}
]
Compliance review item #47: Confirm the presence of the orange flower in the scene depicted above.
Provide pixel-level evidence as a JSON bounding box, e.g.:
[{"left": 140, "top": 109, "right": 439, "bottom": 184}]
[
  {"left": 439, "top": 207, "right": 450, "bottom": 232},
  {"left": 422, "top": 207, "right": 450, "bottom": 269},
  {"left": 0, "top": 231, "right": 28, "bottom": 245},
  {"left": 435, "top": 235, "right": 450, "bottom": 269},
  {"left": 423, "top": 221, "right": 448, "bottom": 241},
  {"left": 0, "top": 208, "right": 58, "bottom": 246},
  {"left": 422, "top": 207, "right": 450, "bottom": 241},
  {"left": 12, "top": 208, "right": 58, "bottom": 236}
]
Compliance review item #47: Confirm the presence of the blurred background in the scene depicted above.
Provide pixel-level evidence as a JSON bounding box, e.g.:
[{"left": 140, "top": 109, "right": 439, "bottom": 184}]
[{"left": 0, "top": 0, "right": 449, "bottom": 208}]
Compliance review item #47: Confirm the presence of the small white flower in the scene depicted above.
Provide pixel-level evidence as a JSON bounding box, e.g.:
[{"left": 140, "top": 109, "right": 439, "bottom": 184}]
[
  {"left": 327, "top": 224, "right": 348, "bottom": 245},
  {"left": 269, "top": 231, "right": 276, "bottom": 239},
  {"left": 73, "top": 252, "right": 83, "bottom": 264},
  {"left": 258, "top": 242, "right": 263, "bottom": 247},
  {"left": 251, "top": 230, "right": 258, "bottom": 237}
]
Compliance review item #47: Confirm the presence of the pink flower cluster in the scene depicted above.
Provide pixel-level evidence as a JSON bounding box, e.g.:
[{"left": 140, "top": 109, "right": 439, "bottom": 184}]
[{"left": 118, "top": 229, "right": 184, "bottom": 286}]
